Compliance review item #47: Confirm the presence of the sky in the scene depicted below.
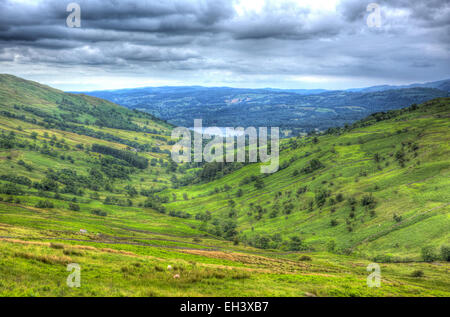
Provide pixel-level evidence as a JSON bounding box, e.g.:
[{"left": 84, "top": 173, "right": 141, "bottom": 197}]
[{"left": 0, "top": 0, "right": 449, "bottom": 91}]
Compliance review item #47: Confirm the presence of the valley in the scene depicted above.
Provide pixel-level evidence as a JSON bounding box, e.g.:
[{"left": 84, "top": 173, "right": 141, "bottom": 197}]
[{"left": 0, "top": 74, "right": 448, "bottom": 297}]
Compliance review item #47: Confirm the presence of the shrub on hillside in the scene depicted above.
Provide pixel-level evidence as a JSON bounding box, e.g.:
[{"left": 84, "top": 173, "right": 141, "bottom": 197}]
[
  {"left": 315, "top": 189, "right": 328, "bottom": 207},
  {"left": 68, "top": 203, "right": 80, "bottom": 211},
  {"left": 0, "top": 183, "right": 24, "bottom": 195},
  {"left": 35, "top": 200, "right": 54, "bottom": 208},
  {"left": 91, "top": 209, "right": 107, "bottom": 217},
  {"left": 421, "top": 246, "right": 437, "bottom": 262},
  {"left": 348, "top": 197, "right": 357, "bottom": 206},
  {"left": 440, "top": 245, "right": 450, "bottom": 261},
  {"left": 254, "top": 177, "right": 265, "bottom": 189},
  {"left": 301, "top": 159, "right": 324, "bottom": 174},
  {"left": 0, "top": 174, "right": 32, "bottom": 186},
  {"left": 298, "top": 255, "right": 312, "bottom": 261},
  {"left": 361, "top": 194, "right": 376, "bottom": 209},
  {"left": 287, "top": 236, "right": 303, "bottom": 251},
  {"left": 327, "top": 240, "right": 336, "bottom": 252},
  {"left": 410, "top": 270, "right": 424, "bottom": 278},
  {"left": 393, "top": 214, "right": 402, "bottom": 223},
  {"left": 297, "top": 186, "right": 307, "bottom": 195}
]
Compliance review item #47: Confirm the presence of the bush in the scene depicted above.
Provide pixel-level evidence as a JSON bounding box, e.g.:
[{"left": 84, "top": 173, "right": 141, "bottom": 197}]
[
  {"left": 0, "top": 183, "right": 24, "bottom": 195},
  {"left": 315, "top": 189, "right": 328, "bottom": 207},
  {"left": 326, "top": 240, "right": 336, "bottom": 252},
  {"left": 421, "top": 246, "right": 437, "bottom": 262},
  {"left": 393, "top": 214, "right": 402, "bottom": 222},
  {"left": 298, "top": 255, "right": 312, "bottom": 261},
  {"left": 68, "top": 203, "right": 80, "bottom": 211},
  {"left": 35, "top": 200, "right": 54, "bottom": 208},
  {"left": 287, "top": 236, "right": 303, "bottom": 251},
  {"left": 410, "top": 270, "right": 424, "bottom": 277},
  {"left": 440, "top": 245, "right": 450, "bottom": 261},
  {"left": 91, "top": 209, "right": 107, "bottom": 217},
  {"left": 154, "top": 265, "right": 164, "bottom": 272},
  {"left": 63, "top": 249, "right": 84, "bottom": 256},
  {"left": 0, "top": 174, "right": 32, "bottom": 186},
  {"left": 301, "top": 159, "right": 324, "bottom": 174},
  {"left": 361, "top": 194, "right": 376, "bottom": 209},
  {"left": 254, "top": 177, "right": 265, "bottom": 190}
]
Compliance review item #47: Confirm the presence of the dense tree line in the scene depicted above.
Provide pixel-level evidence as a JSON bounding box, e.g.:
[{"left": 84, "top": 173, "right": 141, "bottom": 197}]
[
  {"left": 0, "top": 174, "right": 32, "bottom": 186},
  {"left": 92, "top": 144, "right": 148, "bottom": 169},
  {"left": 196, "top": 162, "right": 244, "bottom": 183}
]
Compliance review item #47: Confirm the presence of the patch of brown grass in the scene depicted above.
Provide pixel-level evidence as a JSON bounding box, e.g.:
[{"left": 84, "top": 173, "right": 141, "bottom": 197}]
[
  {"left": 0, "top": 238, "right": 138, "bottom": 257},
  {"left": 0, "top": 238, "right": 49, "bottom": 247},
  {"left": 50, "top": 242, "right": 65, "bottom": 249},
  {"left": 181, "top": 250, "right": 308, "bottom": 273},
  {"left": 14, "top": 251, "right": 72, "bottom": 265},
  {"left": 100, "top": 247, "right": 136, "bottom": 256}
]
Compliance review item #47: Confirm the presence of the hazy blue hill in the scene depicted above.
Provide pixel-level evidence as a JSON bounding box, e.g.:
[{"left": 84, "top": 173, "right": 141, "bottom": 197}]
[
  {"left": 347, "top": 79, "right": 450, "bottom": 93},
  {"left": 79, "top": 84, "right": 449, "bottom": 136}
]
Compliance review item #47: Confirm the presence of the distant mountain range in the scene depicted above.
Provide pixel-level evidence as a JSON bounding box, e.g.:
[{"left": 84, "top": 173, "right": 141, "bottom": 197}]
[
  {"left": 346, "top": 79, "right": 450, "bottom": 93},
  {"left": 77, "top": 79, "right": 450, "bottom": 136}
]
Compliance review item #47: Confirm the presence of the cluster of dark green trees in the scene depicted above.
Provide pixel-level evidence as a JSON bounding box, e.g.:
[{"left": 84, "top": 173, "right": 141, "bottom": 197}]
[
  {"left": 91, "top": 144, "right": 148, "bottom": 169},
  {"left": 241, "top": 233, "right": 308, "bottom": 251}
]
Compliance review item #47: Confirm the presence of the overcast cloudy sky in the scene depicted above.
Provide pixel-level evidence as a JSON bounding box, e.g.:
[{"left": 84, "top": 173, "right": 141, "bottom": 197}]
[{"left": 0, "top": 0, "right": 449, "bottom": 90}]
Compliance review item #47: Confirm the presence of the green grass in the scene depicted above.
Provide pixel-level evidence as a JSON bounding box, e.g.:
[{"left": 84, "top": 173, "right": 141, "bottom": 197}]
[{"left": 1, "top": 234, "right": 448, "bottom": 297}]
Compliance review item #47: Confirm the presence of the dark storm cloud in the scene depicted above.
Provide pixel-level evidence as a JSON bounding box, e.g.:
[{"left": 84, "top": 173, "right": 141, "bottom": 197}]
[
  {"left": 0, "top": 0, "right": 235, "bottom": 35},
  {"left": 0, "top": 0, "right": 448, "bottom": 89}
]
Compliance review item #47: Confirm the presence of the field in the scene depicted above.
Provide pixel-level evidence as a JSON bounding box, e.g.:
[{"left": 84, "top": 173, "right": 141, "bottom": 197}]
[
  {"left": 0, "top": 75, "right": 449, "bottom": 296},
  {"left": 1, "top": 206, "right": 449, "bottom": 297}
]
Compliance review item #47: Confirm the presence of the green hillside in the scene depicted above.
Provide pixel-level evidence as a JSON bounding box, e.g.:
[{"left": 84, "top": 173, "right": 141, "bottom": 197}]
[
  {"left": 164, "top": 98, "right": 450, "bottom": 260},
  {"left": 0, "top": 74, "right": 448, "bottom": 297},
  {"left": 0, "top": 74, "right": 181, "bottom": 193}
]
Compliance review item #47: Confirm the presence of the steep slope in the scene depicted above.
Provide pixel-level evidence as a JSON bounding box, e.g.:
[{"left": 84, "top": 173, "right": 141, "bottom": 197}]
[
  {"left": 163, "top": 98, "right": 450, "bottom": 261},
  {"left": 0, "top": 74, "right": 181, "bottom": 195}
]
